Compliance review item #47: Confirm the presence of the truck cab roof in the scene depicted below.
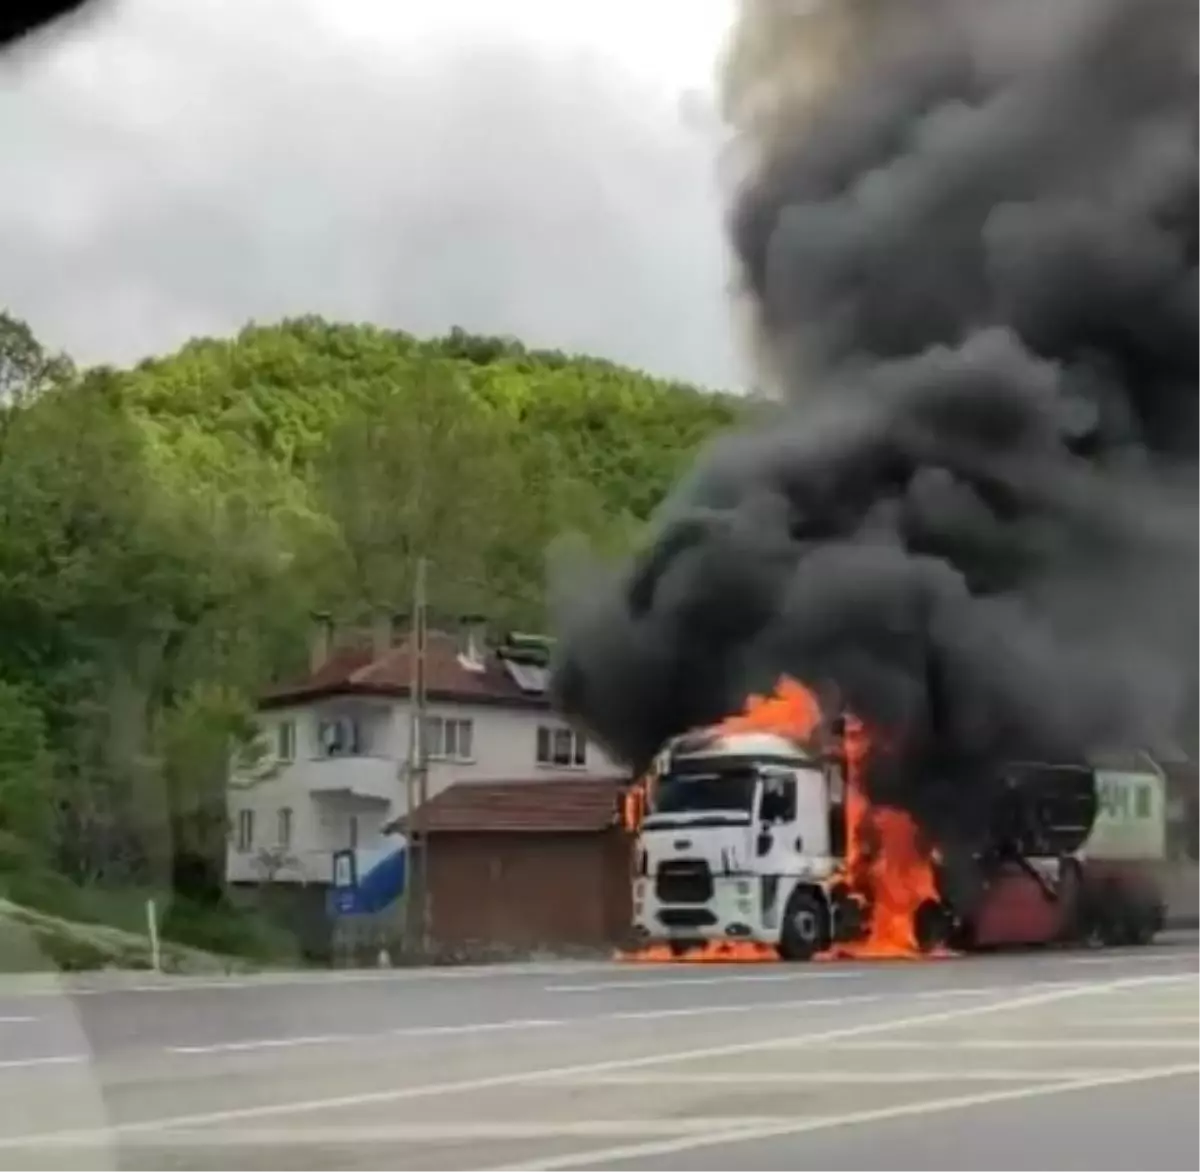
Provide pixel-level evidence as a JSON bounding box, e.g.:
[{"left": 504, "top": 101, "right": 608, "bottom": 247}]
[{"left": 666, "top": 729, "right": 818, "bottom": 767}]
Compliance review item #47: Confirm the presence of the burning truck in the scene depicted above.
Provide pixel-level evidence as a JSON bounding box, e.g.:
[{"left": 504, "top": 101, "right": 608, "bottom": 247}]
[{"left": 622, "top": 678, "right": 1168, "bottom": 961}]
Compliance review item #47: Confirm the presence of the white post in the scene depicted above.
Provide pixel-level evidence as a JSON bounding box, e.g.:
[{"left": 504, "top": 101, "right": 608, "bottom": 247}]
[{"left": 146, "top": 898, "right": 162, "bottom": 973}]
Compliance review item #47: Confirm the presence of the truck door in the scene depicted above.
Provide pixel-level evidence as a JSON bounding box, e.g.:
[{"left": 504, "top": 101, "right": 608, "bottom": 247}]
[{"left": 757, "top": 768, "right": 830, "bottom": 865}]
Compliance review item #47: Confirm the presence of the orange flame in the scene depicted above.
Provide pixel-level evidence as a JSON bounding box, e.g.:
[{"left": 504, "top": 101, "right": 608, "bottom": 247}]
[
  {"left": 620, "top": 783, "right": 648, "bottom": 832},
  {"left": 714, "top": 676, "right": 823, "bottom": 741},
  {"left": 618, "top": 940, "right": 778, "bottom": 963},
  {"left": 818, "top": 710, "right": 944, "bottom": 959}
]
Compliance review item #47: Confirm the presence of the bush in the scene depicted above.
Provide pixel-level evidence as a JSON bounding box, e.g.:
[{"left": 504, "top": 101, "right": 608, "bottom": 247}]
[{"left": 0, "top": 860, "right": 300, "bottom": 970}]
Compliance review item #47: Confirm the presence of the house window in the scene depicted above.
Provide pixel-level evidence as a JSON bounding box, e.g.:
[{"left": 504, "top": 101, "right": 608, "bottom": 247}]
[
  {"left": 426, "top": 715, "right": 474, "bottom": 761},
  {"left": 235, "top": 809, "right": 255, "bottom": 853},
  {"left": 276, "top": 720, "right": 295, "bottom": 762},
  {"left": 536, "top": 725, "right": 587, "bottom": 768},
  {"left": 317, "top": 715, "right": 363, "bottom": 758},
  {"left": 1134, "top": 783, "right": 1152, "bottom": 819},
  {"left": 277, "top": 807, "right": 293, "bottom": 850}
]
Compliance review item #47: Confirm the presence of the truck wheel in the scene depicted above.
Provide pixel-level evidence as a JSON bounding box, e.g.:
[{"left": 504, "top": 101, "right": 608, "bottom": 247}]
[
  {"left": 913, "top": 899, "right": 951, "bottom": 953},
  {"left": 1058, "top": 859, "right": 1086, "bottom": 945},
  {"left": 1124, "top": 901, "right": 1159, "bottom": 947},
  {"left": 779, "top": 890, "right": 830, "bottom": 962},
  {"left": 1097, "top": 896, "right": 1133, "bottom": 948}
]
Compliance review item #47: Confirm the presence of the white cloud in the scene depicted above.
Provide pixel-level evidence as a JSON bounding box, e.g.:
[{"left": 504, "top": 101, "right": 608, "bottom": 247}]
[{"left": 0, "top": 0, "right": 745, "bottom": 388}]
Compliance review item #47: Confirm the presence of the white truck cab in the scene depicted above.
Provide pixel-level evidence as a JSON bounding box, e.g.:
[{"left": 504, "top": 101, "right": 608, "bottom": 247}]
[{"left": 631, "top": 727, "right": 858, "bottom": 959}]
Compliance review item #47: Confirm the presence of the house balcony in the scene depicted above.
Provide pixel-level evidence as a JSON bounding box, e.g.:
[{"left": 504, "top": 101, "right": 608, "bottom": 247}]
[{"left": 296, "top": 755, "right": 400, "bottom": 805}]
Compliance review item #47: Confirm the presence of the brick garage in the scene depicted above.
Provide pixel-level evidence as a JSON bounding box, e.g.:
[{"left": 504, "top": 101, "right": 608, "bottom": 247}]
[{"left": 407, "top": 777, "right": 634, "bottom": 958}]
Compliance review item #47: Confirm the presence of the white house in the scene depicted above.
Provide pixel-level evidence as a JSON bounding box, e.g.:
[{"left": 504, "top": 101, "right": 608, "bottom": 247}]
[{"left": 225, "top": 617, "right": 624, "bottom": 886}]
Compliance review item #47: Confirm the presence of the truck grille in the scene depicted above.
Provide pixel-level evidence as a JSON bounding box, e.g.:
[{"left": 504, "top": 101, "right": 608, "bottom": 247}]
[
  {"left": 659, "top": 907, "right": 717, "bottom": 928},
  {"left": 655, "top": 859, "right": 713, "bottom": 904}
]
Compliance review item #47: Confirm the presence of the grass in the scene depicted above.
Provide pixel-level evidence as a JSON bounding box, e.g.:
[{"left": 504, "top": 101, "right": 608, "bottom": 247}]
[
  {"left": 0, "top": 897, "right": 253, "bottom": 974},
  {"left": 0, "top": 832, "right": 301, "bottom": 973}
]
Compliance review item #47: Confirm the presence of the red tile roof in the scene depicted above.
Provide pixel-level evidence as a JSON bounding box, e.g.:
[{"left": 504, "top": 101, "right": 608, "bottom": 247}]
[
  {"left": 261, "top": 630, "right": 549, "bottom": 710},
  {"left": 393, "top": 776, "right": 629, "bottom": 835}
]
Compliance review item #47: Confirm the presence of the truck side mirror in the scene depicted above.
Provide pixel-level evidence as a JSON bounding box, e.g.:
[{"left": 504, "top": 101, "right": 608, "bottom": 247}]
[{"left": 756, "top": 830, "right": 773, "bottom": 857}]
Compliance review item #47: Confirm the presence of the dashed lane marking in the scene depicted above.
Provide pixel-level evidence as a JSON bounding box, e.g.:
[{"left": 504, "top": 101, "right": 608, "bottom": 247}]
[
  {"left": 556, "top": 1067, "right": 1169, "bottom": 1085},
  {"left": 0, "top": 1055, "right": 86, "bottom": 1071}
]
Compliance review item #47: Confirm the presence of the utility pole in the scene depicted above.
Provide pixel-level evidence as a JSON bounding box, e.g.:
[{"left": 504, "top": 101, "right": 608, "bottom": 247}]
[{"left": 404, "top": 557, "right": 430, "bottom": 954}]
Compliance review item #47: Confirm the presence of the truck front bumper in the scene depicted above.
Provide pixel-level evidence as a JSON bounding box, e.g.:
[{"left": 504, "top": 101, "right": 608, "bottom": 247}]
[{"left": 632, "top": 875, "right": 783, "bottom": 947}]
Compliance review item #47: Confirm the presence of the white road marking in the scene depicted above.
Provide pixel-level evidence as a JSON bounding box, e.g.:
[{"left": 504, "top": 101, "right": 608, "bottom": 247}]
[
  {"left": 0, "top": 1016, "right": 35, "bottom": 1024},
  {"left": 816, "top": 1038, "right": 1198, "bottom": 1050},
  {"left": 544, "top": 970, "right": 864, "bottom": 993},
  {"left": 608, "top": 993, "right": 881, "bottom": 1020},
  {"left": 909, "top": 980, "right": 1082, "bottom": 1000},
  {"left": 561, "top": 1067, "right": 1169, "bottom": 1086},
  {"left": 490, "top": 1063, "right": 1200, "bottom": 1171},
  {"left": 0, "top": 972, "right": 1180, "bottom": 1149},
  {"left": 1061, "top": 952, "right": 1198, "bottom": 967},
  {"left": 170, "top": 1034, "right": 354, "bottom": 1055},
  {"left": 23, "top": 1118, "right": 788, "bottom": 1148},
  {"left": 0, "top": 1055, "right": 86, "bottom": 1071},
  {"left": 1028, "top": 1015, "right": 1200, "bottom": 1027},
  {"left": 169, "top": 1017, "right": 566, "bottom": 1055}
]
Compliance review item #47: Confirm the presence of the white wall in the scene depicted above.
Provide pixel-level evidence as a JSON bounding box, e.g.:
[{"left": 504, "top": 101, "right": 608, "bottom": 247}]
[{"left": 226, "top": 697, "right": 623, "bottom": 884}]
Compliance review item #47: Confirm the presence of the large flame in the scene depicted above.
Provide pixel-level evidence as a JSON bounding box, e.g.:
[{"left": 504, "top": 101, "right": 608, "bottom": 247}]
[
  {"left": 818, "top": 711, "right": 944, "bottom": 960},
  {"left": 714, "top": 675, "right": 823, "bottom": 741},
  {"left": 619, "top": 676, "right": 945, "bottom": 963}
]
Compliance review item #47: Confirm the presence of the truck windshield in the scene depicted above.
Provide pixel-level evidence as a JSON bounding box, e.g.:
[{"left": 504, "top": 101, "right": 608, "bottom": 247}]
[{"left": 652, "top": 768, "right": 757, "bottom": 815}]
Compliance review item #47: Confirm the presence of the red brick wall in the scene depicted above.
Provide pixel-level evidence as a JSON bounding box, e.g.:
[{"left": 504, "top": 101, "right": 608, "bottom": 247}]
[{"left": 426, "top": 830, "right": 633, "bottom": 956}]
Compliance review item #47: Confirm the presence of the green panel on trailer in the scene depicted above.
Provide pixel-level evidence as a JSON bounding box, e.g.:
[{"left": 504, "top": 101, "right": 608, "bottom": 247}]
[{"left": 1087, "top": 770, "right": 1167, "bottom": 860}]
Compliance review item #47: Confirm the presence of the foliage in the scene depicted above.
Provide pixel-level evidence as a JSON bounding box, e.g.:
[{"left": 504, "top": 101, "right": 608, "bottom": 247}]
[{"left": 0, "top": 309, "right": 742, "bottom": 962}]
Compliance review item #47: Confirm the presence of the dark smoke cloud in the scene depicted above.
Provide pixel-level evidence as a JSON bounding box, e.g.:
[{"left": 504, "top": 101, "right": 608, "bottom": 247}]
[
  {"left": 550, "top": 0, "right": 1197, "bottom": 837},
  {"left": 1, "top": 0, "right": 109, "bottom": 51}
]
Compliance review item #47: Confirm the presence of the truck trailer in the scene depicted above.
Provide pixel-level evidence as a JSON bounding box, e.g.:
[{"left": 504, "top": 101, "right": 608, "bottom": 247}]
[{"left": 628, "top": 720, "right": 1168, "bottom": 960}]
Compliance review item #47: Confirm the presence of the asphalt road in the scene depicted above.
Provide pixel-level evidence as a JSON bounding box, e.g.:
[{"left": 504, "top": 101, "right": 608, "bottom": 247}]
[{"left": 0, "top": 936, "right": 1196, "bottom": 1171}]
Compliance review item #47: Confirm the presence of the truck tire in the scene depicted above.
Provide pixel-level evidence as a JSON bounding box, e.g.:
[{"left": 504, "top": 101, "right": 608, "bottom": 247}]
[
  {"left": 1122, "top": 895, "right": 1160, "bottom": 947},
  {"left": 1096, "top": 885, "right": 1134, "bottom": 947},
  {"left": 1057, "top": 859, "right": 1086, "bottom": 945},
  {"left": 1126, "top": 912, "right": 1157, "bottom": 947},
  {"left": 913, "top": 899, "right": 951, "bottom": 953},
  {"left": 779, "top": 890, "right": 830, "bottom": 962}
]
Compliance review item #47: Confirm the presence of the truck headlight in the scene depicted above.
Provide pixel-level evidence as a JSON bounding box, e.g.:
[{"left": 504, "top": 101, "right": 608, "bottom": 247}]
[{"left": 735, "top": 880, "right": 753, "bottom": 896}]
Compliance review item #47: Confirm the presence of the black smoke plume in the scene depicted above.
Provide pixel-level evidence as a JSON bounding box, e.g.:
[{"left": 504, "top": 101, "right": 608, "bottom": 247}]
[
  {"left": 1, "top": 0, "right": 106, "bottom": 51},
  {"left": 550, "top": 0, "right": 1197, "bottom": 844}
]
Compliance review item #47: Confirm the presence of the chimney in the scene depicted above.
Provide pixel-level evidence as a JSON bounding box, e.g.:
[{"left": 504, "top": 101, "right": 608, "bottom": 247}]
[
  {"left": 309, "top": 610, "right": 334, "bottom": 673},
  {"left": 370, "top": 608, "right": 398, "bottom": 661},
  {"left": 458, "top": 613, "right": 488, "bottom": 671}
]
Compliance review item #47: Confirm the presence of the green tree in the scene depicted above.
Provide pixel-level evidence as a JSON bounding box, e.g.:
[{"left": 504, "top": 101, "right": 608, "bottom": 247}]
[{"left": 311, "top": 354, "right": 529, "bottom": 622}]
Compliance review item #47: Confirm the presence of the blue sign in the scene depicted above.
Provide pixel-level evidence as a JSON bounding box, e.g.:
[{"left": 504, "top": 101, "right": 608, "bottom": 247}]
[
  {"left": 331, "top": 886, "right": 362, "bottom": 916},
  {"left": 328, "top": 845, "right": 408, "bottom": 918},
  {"left": 329, "top": 849, "right": 360, "bottom": 918},
  {"left": 332, "top": 848, "right": 358, "bottom": 890}
]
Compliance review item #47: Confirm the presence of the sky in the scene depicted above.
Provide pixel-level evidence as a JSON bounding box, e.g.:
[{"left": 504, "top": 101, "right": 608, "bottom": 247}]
[{"left": 0, "top": 0, "right": 745, "bottom": 388}]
